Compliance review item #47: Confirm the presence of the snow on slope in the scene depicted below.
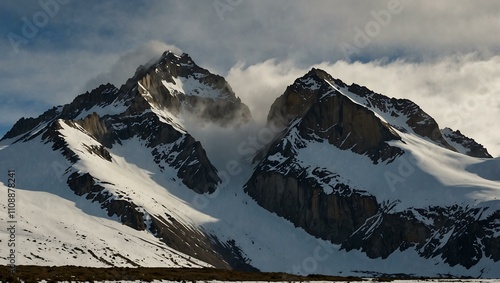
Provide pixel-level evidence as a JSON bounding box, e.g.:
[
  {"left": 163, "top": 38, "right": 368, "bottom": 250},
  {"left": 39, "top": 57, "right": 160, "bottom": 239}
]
[
  {"left": 466, "top": 157, "right": 500, "bottom": 182},
  {"left": 0, "top": 138, "right": 210, "bottom": 268},
  {"left": 441, "top": 128, "right": 471, "bottom": 155},
  {"left": 0, "top": 186, "right": 210, "bottom": 268},
  {"left": 74, "top": 100, "right": 128, "bottom": 121},
  {"left": 261, "top": 112, "right": 500, "bottom": 212},
  {"left": 58, "top": 120, "right": 218, "bottom": 226},
  {"left": 286, "top": 128, "right": 500, "bottom": 210},
  {"left": 161, "top": 77, "right": 226, "bottom": 100}
]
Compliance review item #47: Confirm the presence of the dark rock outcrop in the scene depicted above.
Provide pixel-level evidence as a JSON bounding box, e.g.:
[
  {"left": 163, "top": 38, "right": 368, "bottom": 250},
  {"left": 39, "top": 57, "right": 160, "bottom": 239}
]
[
  {"left": 2, "top": 106, "right": 61, "bottom": 142},
  {"left": 245, "top": 171, "right": 379, "bottom": 244},
  {"left": 59, "top": 83, "right": 119, "bottom": 118},
  {"left": 300, "top": 91, "right": 403, "bottom": 163},
  {"left": 246, "top": 68, "right": 403, "bottom": 251},
  {"left": 267, "top": 68, "right": 458, "bottom": 153},
  {"left": 41, "top": 120, "right": 79, "bottom": 163},
  {"left": 442, "top": 127, "right": 492, "bottom": 158},
  {"left": 267, "top": 68, "right": 346, "bottom": 129},
  {"left": 342, "top": 209, "right": 431, "bottom": 259},
  {"left": 64, "top": 109, "right": 221, "bottom": 194},
  {"left": 74, "top": 113, "right": 114, "bottom": 148}
]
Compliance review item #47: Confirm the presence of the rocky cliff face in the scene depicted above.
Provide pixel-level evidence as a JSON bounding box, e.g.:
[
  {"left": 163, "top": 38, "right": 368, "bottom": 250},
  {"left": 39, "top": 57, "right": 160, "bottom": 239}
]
[
  {"left": 1, "top": 83, "right": 118, "bottom": 142},
  {"left": 245, "top": 170, "right": 380, "bottom": 244},
  {"left": 248, "top": 68, "right": 401, "bottom": 252},
  {"left": 266, "top": 68, "right": 494, "bottom": 161},
  {"left": 268, "top": 69, "right": 345, "bottom": 129},
  {"left": 343, "top": 205, "right": 500, "bottom": 268}
]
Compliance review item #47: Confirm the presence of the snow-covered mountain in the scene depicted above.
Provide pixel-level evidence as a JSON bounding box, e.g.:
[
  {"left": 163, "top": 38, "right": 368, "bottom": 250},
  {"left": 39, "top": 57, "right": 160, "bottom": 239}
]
[
  {"left": 1, "top": 52, "right": 499, "bottom": 278},
  {"left": 246, "top": 68, "right": 500, "bottom": 270}
]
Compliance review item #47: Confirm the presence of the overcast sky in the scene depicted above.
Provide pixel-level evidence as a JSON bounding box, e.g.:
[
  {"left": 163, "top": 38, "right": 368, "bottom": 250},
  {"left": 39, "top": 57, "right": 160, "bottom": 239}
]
[{"left": 1, "top": 0, "right": 499, "bottom": 156}]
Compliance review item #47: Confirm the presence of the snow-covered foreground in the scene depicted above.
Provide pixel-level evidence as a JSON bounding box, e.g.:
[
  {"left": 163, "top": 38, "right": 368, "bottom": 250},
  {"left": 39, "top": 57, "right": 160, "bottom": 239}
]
[
  {"left": 0, "top": 185, "right": 210, "bottom": 268},
  {"left": 0, "top": 135, "right": 210, "bottom": 268}
]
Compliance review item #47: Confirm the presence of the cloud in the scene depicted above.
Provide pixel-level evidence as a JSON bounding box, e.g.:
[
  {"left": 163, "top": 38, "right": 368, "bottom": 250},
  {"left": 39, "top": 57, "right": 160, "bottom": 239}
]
[
  {"left": 142, "top": 0, "right": 500, "bottom": 65},
  {"left": 83, "top": 40, "right": 182, "bottom": 90},
  {"left": 226, "top": 54, "right": 500, "bottom": 157},
  {"left": 226, "top": 60, "right": 306, "bottom": 125},
  {"left": 178, "top": 115, "right": 262, "bottom": 171}
]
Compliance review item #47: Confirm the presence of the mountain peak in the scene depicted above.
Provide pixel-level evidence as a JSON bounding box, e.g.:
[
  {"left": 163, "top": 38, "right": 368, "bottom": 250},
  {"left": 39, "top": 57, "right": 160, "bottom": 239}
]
[
  {"left": 307, "top": 67, "right": 328, "bottom": 78},
  {"left": 127, "top": 51, "right": 252, "bottom": 125},
  {"left": 267, "top": 69, "right": 403, "bottom": 164},
  {"left": 156, "top": 50, "right": 194, "bottom": 67}
]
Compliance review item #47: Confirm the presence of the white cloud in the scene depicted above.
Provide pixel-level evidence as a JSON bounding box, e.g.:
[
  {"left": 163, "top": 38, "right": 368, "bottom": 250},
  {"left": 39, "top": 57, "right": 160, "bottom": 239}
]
[
  {"left": 226, "top": 60, "right": 306, "bottom": 125},
  {"left": 83, "top": 40, "right": 182, "bottom": 90},
  {"left": 226, "top": 54, "right": 500, "bottom": 157},
  {"left": 141, "top": 0, "right": 500, "bottom": 65}
]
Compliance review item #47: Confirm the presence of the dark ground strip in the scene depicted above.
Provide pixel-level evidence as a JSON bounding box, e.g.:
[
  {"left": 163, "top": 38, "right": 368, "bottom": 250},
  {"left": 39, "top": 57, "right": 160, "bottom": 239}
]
[{"left": 0, "top": 266, "right": 362, "bottom": 282}]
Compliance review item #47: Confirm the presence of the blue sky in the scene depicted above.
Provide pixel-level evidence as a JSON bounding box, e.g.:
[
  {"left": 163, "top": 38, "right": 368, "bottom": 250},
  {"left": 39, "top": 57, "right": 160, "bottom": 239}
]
[{"left": 1, "top": 0, "right": 500, "bottom": 155}]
